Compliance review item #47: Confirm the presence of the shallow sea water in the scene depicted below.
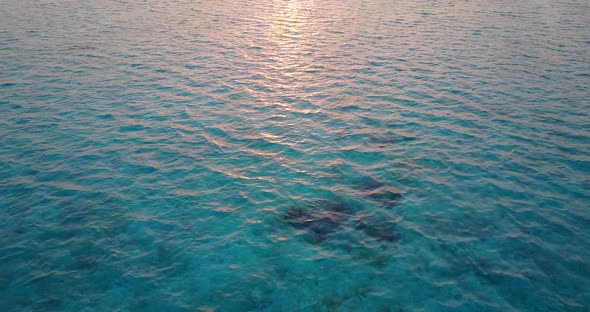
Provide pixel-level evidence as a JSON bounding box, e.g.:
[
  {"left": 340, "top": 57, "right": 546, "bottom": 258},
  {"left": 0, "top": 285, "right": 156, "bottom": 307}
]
[{"left": 1, "top": 0, "right": 590, "bottom": 311}]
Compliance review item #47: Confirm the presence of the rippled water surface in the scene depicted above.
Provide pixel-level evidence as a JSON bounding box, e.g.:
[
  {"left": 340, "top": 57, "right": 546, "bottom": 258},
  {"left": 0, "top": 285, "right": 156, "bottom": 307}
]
[{"left": 1, "top": 0, "right": 590, "bottom": 311}]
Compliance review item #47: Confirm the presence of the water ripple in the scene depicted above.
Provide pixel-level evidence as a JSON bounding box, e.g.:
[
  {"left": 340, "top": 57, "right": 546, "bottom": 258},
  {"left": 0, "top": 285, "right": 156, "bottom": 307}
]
[{"left": 1, "top": 0, "right": 590, "bottom": 311}]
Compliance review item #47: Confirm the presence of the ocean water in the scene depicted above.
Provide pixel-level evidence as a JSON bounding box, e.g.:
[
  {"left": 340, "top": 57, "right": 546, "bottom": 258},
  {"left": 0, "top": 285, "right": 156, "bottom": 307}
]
[{"left": 1, "top": 0, "right": 589, "bottom": 311}]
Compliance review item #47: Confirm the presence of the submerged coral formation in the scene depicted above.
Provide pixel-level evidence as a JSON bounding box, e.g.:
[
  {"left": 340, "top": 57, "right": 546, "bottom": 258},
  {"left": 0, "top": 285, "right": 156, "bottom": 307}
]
[
  {"left": 282, "top": 182, "right": 402, "bottom": 247},
  {"left": 282, "top": 199, "right": 355, "bottom": 244},
  {"left": 352, "top": 176, "right": 403, "bottom": 209}
]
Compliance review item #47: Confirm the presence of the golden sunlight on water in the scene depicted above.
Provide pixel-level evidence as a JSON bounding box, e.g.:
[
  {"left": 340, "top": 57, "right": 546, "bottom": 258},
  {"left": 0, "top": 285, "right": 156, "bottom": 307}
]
[{"left": 246, "top": 0, "right": 321, "bottom": 115}]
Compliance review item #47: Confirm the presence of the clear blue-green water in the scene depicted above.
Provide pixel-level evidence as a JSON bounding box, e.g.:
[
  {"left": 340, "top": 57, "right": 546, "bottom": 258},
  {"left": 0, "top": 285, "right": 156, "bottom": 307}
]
[{"left": 1, "top": 0, "right": 589, "bottom": 311}]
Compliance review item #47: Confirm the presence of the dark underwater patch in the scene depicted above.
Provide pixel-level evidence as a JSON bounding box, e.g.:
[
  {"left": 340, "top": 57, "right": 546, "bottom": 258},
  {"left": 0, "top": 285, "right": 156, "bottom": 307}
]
[
  {"left": 355, "top": 217, "right": 398, "bottom": 243},
  {"left": 367, "top": 134, "right": 417, "bottom": 145},
  {"left": 282, "top": 200, "right": 355, "bottom": 244},
  {"left": 366, "top": 188, "right": 402, "bottom": 209},
  {"left": 282, "top": 195, "right": 401, "bottom": 247},
  {"left": 309, "top": 198, "right": 357, "bottom": 215},
  {"left": 97, "top": 113, "right": 114, "bottom": 120},
  {"left": 352, "top": 176, "right": 385, "bottom": 192},
  {"left": 352, "top": 176, "right": 403, "bottom": 209}
]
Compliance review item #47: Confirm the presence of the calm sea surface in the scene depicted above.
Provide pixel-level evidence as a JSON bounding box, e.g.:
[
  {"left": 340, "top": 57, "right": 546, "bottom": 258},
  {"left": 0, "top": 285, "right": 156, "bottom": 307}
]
[{"left": 1, "top": 0, "right": 589, "bottom": 311}]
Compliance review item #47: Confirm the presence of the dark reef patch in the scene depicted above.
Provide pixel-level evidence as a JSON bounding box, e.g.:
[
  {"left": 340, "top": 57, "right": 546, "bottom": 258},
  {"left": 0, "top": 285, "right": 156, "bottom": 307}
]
[
  {"left": 355, "top": 216, "right": 398, "bottom": 243},
  {"left": 282, "top": 199, "right": 356, "bottom": 244},
  {"left": 352, "top": 176, "right": 385, "bottom": 192},
  {"left": 367, "top": 134, "right": 417, "bottom": 146},
  {"left": 282, "top": 196, "right": 401, "bottom": 247},
  {"left": 366, "top": 188, "right": 402, "bottom": 209},
  {"left": 352, "top": 176, "right": 403, "bottom": 209},
  {"left": 309, "top": 198, "right": 358, "bottom": 215}
]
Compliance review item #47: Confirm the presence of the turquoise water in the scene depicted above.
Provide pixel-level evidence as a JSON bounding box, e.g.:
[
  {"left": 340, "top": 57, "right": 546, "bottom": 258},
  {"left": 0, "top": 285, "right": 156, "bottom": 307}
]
[{"left": 1, "top": 0, "right": 589, "bottom": 310}]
